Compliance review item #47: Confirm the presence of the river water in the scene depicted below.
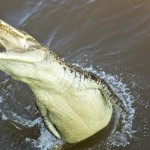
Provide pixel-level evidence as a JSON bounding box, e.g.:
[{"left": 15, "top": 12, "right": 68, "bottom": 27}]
[{"left": 0, "top": 0, "right": 150, "bottom": 150}]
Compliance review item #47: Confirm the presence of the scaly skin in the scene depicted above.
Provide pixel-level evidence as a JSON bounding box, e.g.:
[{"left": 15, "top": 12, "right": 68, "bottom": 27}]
[{"left": 0, "top": 20, "right": 125, "bottom": 143}]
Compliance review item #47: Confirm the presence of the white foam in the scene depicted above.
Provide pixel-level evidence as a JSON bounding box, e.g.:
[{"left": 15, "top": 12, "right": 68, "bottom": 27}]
[
  {"left": 0, "top": 96, "right": 3, "bottom": 103},
  {"left": 0, "top": 96, "right": 9, "bottom": 120},
  {"left": 1, "top": 112, "right": 9, "bottom": 120},
  {"left": 25, "top": 117, "right": 63, "bottom": 150}
]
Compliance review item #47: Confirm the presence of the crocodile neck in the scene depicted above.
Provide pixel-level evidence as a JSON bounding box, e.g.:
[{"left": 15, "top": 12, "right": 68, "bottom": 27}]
[{"left": 24, "top": 49, "right": 98, "bottom": 95}]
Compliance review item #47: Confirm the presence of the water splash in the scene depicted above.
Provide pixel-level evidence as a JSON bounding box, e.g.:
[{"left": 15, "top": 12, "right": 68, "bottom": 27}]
[
  {"left": 0, "top": 65, "right": 135, "bottom": 150},
  {"left": 0, "top": 78, "right": 62, "bottom": 150},
  {"left": 25, "top": 118, "right": 63, "bottom": 150},
  {"left": 81, "top": 65, "right": 136, "bottom": 149}
]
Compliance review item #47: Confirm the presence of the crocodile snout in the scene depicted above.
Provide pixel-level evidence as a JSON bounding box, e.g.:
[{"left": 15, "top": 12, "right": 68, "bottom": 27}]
[{"left": 0, "top": 19, "right": 37, "bottom": 52}]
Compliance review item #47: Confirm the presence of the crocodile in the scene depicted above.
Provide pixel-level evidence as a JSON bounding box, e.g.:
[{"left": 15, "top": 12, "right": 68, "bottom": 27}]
[{"left": 0, "top": 19, "right": 125, "bottom": 143}]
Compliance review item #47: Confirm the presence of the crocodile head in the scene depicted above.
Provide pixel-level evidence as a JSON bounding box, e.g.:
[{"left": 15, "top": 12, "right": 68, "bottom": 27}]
[{"left": 0, "top": 20, "right": 47, "bottom": 81}]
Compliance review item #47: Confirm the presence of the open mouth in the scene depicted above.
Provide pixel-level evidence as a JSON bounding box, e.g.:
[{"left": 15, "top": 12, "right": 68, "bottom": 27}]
[
  {"left": 0, "top": 20, "right": 47, "bottom": 63},
  {"left": 0, "top": 45, "right": 5, "bottom": 52}
]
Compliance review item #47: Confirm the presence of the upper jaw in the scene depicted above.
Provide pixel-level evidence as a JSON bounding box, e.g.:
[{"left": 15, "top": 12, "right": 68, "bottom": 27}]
[
  {"left": 0, "top": 19, "right": 38, "bottom": 52},
  {"left": 0, "top": 19, "right": 46, "bottom": 63},
  {"left": 0, "top": 20, "right": 27, "bottom": 39}
]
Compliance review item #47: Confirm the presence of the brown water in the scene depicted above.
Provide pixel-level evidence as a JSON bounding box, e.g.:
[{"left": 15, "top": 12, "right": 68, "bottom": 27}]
[{"left": 0, "top": 0, "right": 150, "bottom": 150}]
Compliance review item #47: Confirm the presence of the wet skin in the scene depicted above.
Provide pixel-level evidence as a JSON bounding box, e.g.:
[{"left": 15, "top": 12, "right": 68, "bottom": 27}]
[{"left": 0, "top": 20, "right": 125, "bottom": 143}]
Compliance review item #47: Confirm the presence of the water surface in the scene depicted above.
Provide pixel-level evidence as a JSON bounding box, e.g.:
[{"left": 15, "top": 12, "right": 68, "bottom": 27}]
[{"left": 0, "top": 0, "right": 150, "bottom": 150}]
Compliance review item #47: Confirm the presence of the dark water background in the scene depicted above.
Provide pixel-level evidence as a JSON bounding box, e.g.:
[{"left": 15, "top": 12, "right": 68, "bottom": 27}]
[{"left": 0, "top": 0, "right": 150, "bottom": 150}]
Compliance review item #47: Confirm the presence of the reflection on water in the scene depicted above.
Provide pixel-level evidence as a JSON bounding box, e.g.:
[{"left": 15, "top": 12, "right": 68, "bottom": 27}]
[{"left": 0, "top": 0, "right": 150, "bottom": 150}]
